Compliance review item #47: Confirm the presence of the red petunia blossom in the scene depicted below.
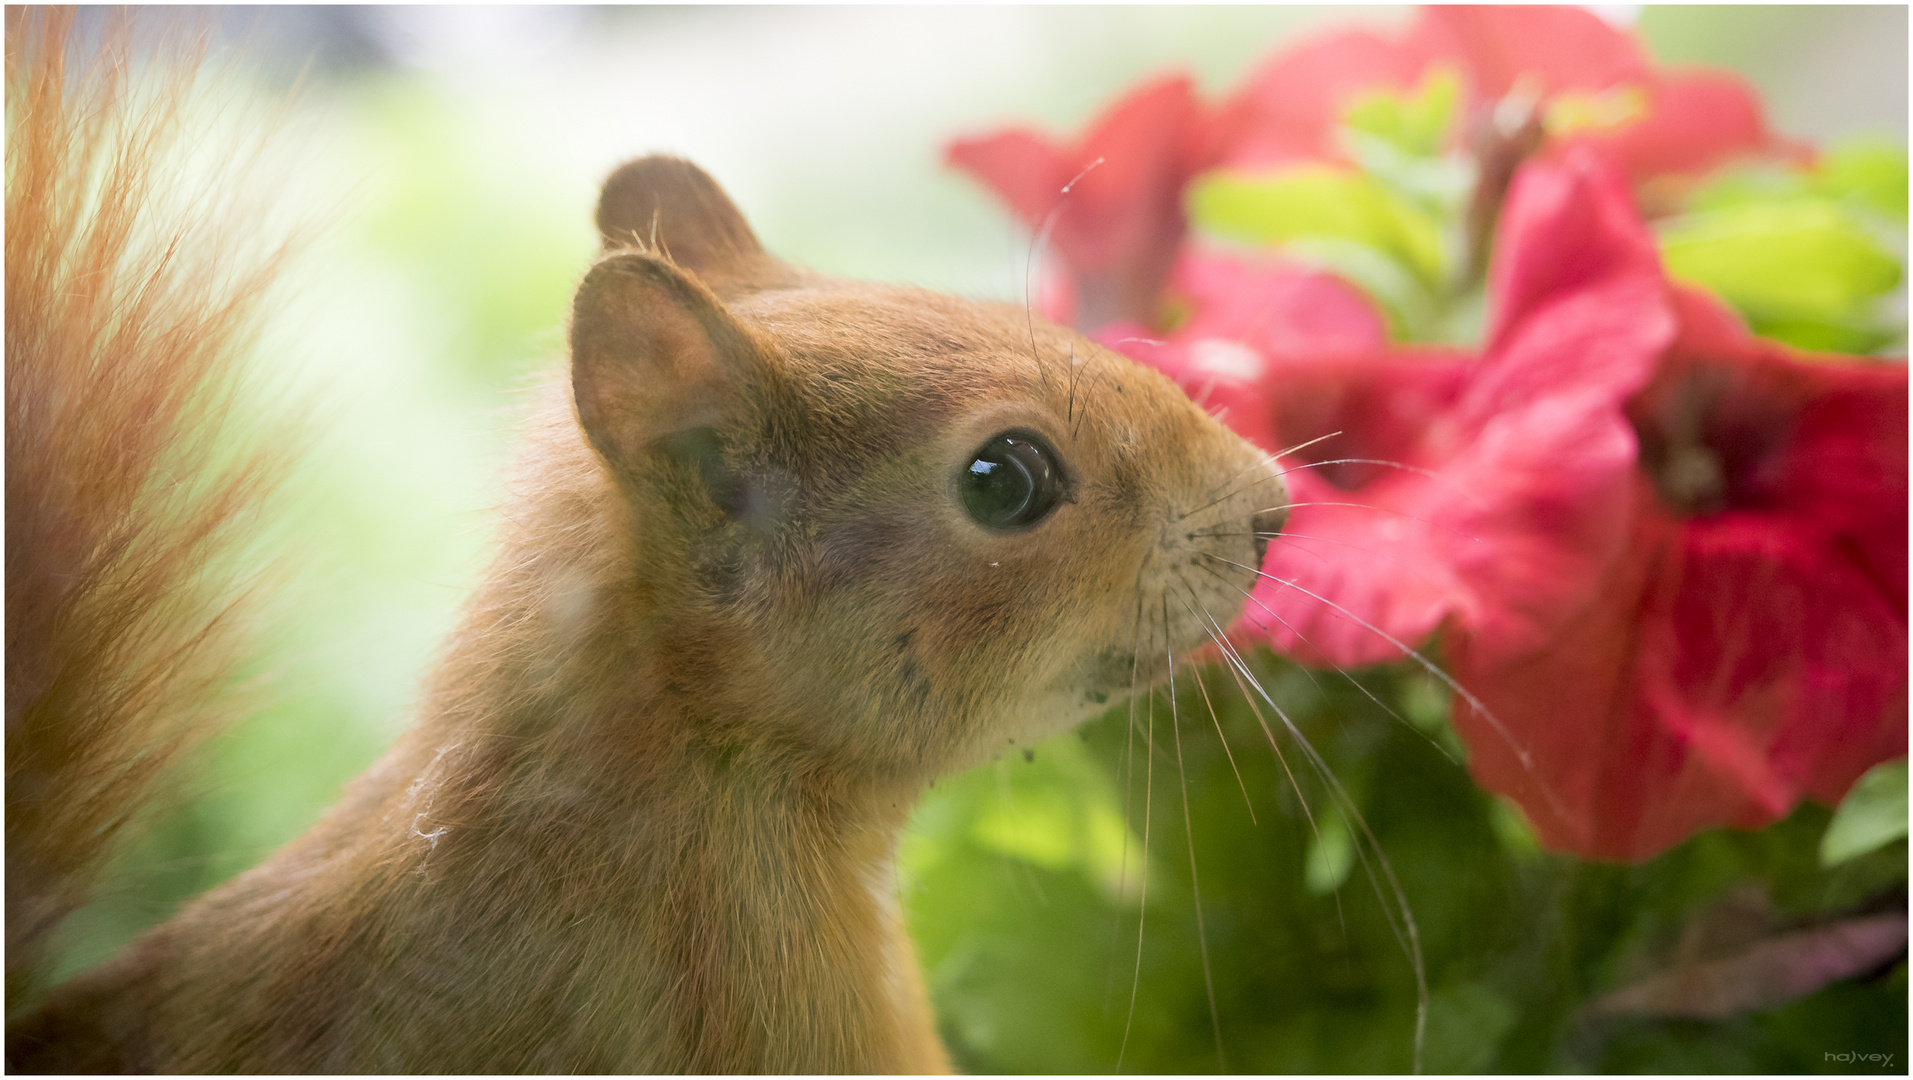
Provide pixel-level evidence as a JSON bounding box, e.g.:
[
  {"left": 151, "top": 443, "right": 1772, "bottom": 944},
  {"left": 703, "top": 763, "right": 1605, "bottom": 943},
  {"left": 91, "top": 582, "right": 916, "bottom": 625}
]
[
  {"left": 1448, "top": 287, "right": 1908, "bottom": 861},
  {"left": 1569, "top": 70, "right": 1791, "bottom": 190},
  {"left": 1416, "top": 4, "right": 1647, "bottom": 101},
  {"left": 949, "top": 8, "right": 1786, "bottom": 346},
  {"left": 1112, "top": 150, "right": 1673, "bottom": 668},
  {"left": 1092, "top": 250, "right": 1390, "bottom": 438},
  {"left": 951, "top": 7, "right": 1904, "bottom": 870},
  {"left": 945, "top": 74, "right": 1220, "bottom": 331},
  {"left": 1216, "top": 6, "right": 1783, "bottom": 187},
  {"left": 1209, "top": 24, "right": 1444, "bottom": 170}
]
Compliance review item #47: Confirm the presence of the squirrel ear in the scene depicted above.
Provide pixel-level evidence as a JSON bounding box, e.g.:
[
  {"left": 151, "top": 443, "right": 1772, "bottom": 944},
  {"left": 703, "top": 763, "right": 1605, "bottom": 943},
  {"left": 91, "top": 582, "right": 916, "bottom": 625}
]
[
  {"left": 595, "top": 156, "right": 763, "bottom": 276},
  {"left": 570, "top": 252, "right": 764, "bottom": 481}
]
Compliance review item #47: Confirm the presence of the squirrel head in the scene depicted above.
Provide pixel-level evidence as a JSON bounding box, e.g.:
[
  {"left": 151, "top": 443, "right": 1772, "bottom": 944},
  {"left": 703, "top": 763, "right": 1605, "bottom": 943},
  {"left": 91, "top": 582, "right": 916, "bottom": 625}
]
[{"left": 554, "top": 156, "right": 1285, "bottom": 785}]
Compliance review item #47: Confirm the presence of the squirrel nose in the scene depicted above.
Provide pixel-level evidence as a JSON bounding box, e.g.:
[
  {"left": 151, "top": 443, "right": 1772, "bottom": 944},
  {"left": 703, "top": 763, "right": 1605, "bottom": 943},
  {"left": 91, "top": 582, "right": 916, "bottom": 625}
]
[{"left": 1249, "top": 504, "right": 1286, "bottom": 570}]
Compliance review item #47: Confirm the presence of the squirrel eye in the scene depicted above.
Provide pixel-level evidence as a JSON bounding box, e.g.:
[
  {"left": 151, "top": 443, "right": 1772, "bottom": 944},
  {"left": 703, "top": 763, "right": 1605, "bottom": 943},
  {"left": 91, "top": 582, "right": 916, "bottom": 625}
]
[{"left": 960, "top": 430, "right": 1065, "bottom": 530}]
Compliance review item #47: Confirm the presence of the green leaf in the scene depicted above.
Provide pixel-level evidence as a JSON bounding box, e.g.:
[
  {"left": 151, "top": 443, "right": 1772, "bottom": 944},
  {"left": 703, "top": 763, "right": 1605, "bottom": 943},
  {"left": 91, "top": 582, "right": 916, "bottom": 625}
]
[
  {"left": 1188, "top": 166, "right": 1448, "bottom": 287},
  {"left": 1660, "top": 142, "right": 1907, "bottom": 353},
  {"left": 1341, "top": 133, "right": 1476, "bottom": 215},
  {"left": 1683, "top": 164, "right": 1810, "bottom": 215},
  {"left": 1817, "top": 138, "right": 1909, "bottom": 224},
  {"left": 1743, "top": 316, "right": 1899, "bottom": 356},
  {"left": 905, "top": 733, "right": 1147, "bottom": 904},
  {"left": 1303, "top": 805, "right": 1354, "bottom": 894},
  {"left": 1820, "top": 758, "right": 1908, "bottom": 867},
  {"left": 1396, "top": 669, "right": 1469, "bottom": 764},
  {"left": 1657, "top": 199, "right": 1902, "bottom": 342},
  {"left": 1684, "top": 140, "right": 1910, "bottom": 227},
  {"left": 1423, "top": 982, "right": 1518, "bottom": 1074},
  {"left": 1488, "top": 797, "right": 1542, "bottom": 859},
  {"left": 1341, "top": 67, "right": 1461, "bottom": 159}
]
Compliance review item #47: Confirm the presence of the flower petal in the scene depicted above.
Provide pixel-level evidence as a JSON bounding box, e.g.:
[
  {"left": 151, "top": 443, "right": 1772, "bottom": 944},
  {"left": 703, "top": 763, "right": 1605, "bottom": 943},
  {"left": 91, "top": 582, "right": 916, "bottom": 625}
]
[
  {"left": 1419, "top": 5, "right": 1649, "bottom": 100},
  {"left": 1479, "top": 149, "right": 1668, "bottom": 368},
  {"left": 1266, "top": 154, "right": 1669, "bottom": 667},
  {"left": 1169, "top": 252, "right": 1388, "bottom": 359},
  {"left": 1219, "top": 24, "right": 1442, "bottom": 167},
  {"left": 945, "top": 129, "right": 1071, "bottom": 234},
  {"left": 1098, "top": 253, "right": 1389, "bottom": 452},
  {"left": 1585, "top": 70, "right": 1776, "bottom": 184},
  {"left": 1451, "top": 481, "right": 1909, "bottom": 860},
  {"left": 1240, "top": 355, "right": 1473, "bottom": 666},
  {"left": 1141, "top": 155, "right": 1672, "bottom": 669},
  {"left": 1249, "top": 484, "right": 1468, "bottom": 667},
  {"left": 948, "top": 75, "right": 1210, "bottom": 329},
  {"left": 1454, "top": 288, "right": 1908, "bottom": 860}
]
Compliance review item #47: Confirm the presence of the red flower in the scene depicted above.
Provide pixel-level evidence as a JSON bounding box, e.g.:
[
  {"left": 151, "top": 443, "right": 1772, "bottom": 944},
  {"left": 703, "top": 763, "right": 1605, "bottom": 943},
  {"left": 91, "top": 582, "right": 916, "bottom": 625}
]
[
  {"left": 1449, "top": 288, "right": 1908, "bottom": 860},
  {"left": 1417, "top": 5, "right": 1646, "bottom": 101},
  {"left": 1093, "top": 250, "right": 1389, "bottom": 435},
  {"left": 1217, "top": 6, "right": 1781, "bottom": 185},
  {"left": 1571, "top": 70, "right": 1789, "bottom": 189},
  {"left": 949, "top": 7, "right": 1787, "bottom": 344},
  {"left": 949, "top": 7, "right": 1905, "bottom": 869},
  {"left": 1114, "top": 151, "right": 1673, "bottom": 668},
  {"left": 946, "top": 75, "right": 1217, "bottom": 330},
  {"left": 1212, "top": 24, "right": 1443, "bottom": 169}
]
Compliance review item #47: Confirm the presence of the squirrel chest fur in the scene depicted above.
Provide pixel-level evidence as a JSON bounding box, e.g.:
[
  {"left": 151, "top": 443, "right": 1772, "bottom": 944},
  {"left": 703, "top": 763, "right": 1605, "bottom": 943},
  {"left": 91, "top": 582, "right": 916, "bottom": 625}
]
[{"left": 8, "top": 147, "right": 1285, "bottom": 1072}]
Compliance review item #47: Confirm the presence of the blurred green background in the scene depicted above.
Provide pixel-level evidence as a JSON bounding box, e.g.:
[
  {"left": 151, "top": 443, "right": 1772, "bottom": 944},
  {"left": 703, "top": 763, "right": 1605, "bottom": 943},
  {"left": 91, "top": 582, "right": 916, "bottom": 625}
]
[{"left": 48, "top": 6, "right": 1907, "bottom": 1072}]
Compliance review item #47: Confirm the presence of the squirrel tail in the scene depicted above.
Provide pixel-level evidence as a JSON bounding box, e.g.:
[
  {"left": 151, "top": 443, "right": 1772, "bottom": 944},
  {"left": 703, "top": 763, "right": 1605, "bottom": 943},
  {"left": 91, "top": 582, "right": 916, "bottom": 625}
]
[{"left": 5, "top": 8, "right": 296, "bottom": 1008}]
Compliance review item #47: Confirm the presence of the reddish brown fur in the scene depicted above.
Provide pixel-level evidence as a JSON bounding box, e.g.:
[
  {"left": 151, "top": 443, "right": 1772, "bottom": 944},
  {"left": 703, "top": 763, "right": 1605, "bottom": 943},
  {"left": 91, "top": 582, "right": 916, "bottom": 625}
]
[
  {"left": 7, "top": 20, "right": 1285, "bottom": 1074},
  {"left": 5, "top": 8, "right": 295, "bottom": 1009}
]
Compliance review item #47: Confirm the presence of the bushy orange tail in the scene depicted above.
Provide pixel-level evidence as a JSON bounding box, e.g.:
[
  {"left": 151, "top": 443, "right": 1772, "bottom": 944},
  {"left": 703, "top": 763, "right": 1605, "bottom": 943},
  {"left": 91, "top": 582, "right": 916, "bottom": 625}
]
[{"left": 5, "top": 8, "right": 295, "bottom": 1009}]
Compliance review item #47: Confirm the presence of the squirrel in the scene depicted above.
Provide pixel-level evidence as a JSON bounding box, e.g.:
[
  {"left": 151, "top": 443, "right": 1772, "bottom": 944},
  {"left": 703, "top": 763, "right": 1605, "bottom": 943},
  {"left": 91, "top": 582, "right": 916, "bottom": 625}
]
[{"left": 6, "top": 11, "right": 1287, "bottom": 1073}]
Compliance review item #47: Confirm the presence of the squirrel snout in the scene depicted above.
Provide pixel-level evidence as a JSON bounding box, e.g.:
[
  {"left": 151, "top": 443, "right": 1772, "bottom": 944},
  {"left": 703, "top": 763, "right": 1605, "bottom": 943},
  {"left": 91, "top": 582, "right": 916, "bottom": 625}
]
[{"left": 1250, "top": 503, "right": 1287, "bottom": 570}]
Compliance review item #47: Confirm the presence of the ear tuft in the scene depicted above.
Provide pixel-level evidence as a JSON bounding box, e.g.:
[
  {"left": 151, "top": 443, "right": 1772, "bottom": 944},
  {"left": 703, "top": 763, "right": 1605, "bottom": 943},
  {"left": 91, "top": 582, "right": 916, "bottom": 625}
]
[{"left": 596, "top": 156, "right": 763, "bottom": 277}]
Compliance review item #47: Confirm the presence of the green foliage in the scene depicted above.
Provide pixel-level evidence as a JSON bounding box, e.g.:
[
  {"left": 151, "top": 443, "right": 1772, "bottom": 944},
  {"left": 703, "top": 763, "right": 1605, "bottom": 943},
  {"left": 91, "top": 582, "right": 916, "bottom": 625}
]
[
  {"left": 903, "top": 651, "right": 1908, "bottom": 1073},
  {"left": 1658, "top": 201, "right": 1902, "bottom": 353},
  {"left": 1658, "top": 139, "right": 1909, "bottom": 355},
  {"left": 1818, "top": 139, "right": 1910, "bottom": 224},
  {"left": 1822, "top": 760, "right": 1910, "bottom": 868},
  {"left": 1189, "top": 167, "right": 1446, "bottom": 287},
  {"left": 1188, "top": 166, "right": 1465, "bottom": 343},
  {"left": 1191, "top": 82, "right": 1910, "bottom": 359},
  {"left": 1302, "top": 804, "right": 1355, "bottom": 895},
  {"left": 1342, "top": 68, "right": 1462, "bottom": 160},
  {"left": 1186, "top": 74, "right": 1484, "bottom": 347}
]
